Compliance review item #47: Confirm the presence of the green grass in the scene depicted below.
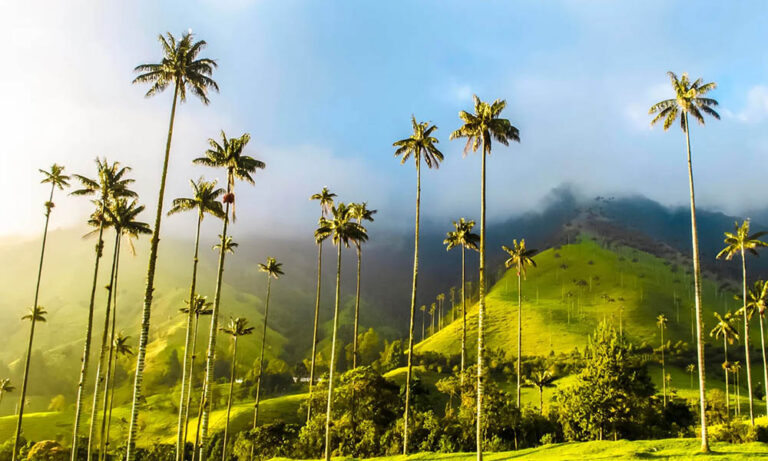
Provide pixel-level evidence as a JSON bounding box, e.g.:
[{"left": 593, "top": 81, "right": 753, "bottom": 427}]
[{"left": 270, "top": 438, "right": 768, "bottom": 460}]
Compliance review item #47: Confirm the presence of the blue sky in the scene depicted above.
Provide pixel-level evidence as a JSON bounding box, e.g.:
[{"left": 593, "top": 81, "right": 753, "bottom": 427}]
[{"left": 3, "top": 1, "right": 768, "bottom": 238}]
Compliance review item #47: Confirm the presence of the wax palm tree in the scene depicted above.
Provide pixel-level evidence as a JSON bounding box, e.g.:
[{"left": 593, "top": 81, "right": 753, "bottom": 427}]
[
  {"left": 168, "top": 178, "right": 225, "bottom": 455},
  {"left": 130, "top": 31, "right": 218, "bottom": 461},
  {"left": 93, "top": 199, "right": 150, "bottom": 461},
  {"left": 746, "top": 279, "right": 768, "bottom": 418},
  {"left": 69, "top": 159, "right": 136, "bottom": 460},
  {"left": 393, "top": 116, "right": 443, "bottom": 453},
  {"left": 649, "top": 71, "right": 719, "bottom": 452},
  {"left": 0, "top": 379, "right": 14, "bottom": 409},
  {"left": 451, "top": 95, "right": 519, "bottom": 460},
  {"left": 717, "top": 219, "right": 767, "bottom": 425},
  {"left": 657, "top": 314, "right": 669, "bottom": 407},
  {"left": 444, "top": 218, "right": 479, "bottom": 383},
  {"left": 733, "top": 361, "right": 743, "bottom": 416},
  {"left": 315, "top": 203, "right": 367, "bottom": 461},
  {"left": 710, "top": 312, "right": 738, "bottom": 417},
  {"left": 218, "top": 317, "right": 253, "bottom": 461},
  {"left": 502, "top": 239, "right": 537, "bottom": 408},
  {"left": 687, "top": 364, "right": 696, "bottom": 389},
  {"left": 449, "top": 287, "right": 457, "bottom": 323},
  {"left": 11, "top": 307, "right": 47, "bottom": 461},
  {"left": 307, "top": 187, "right": 336, "bottom": 423},
  {"left": 252, "top": 257, "right": 284, "bottom": 427},
  {"left": 420, "top": 305, "right": 427, "bottom": 342},
  {"left": 349, "top": 202, "right": 376, "bottom": 369},
  {"left": 429, "top": 303, "right": 437, "bottom": 336},
  {"left": 437, "top": 293, "right": 446, "bottom": 331},
  {"left": 104, "top": 334, "right": 133, "bottom": 455},
  {"left": 179, "top": 295, "right": 213, "bottom": 449},
  {"left": 193, "top": 131, "right": 264, "bottom": 459},
  {"left": 525, "top": 369, "right": 556, "bottom": 415}
]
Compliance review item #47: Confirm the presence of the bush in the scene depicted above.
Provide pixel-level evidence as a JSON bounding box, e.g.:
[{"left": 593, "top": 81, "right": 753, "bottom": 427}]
[
  {"left": 26, "top": 441, "right": 68, "bottom": 461},
  {"left": 708, "top": 419, "right": 764, "bottom": 443}
]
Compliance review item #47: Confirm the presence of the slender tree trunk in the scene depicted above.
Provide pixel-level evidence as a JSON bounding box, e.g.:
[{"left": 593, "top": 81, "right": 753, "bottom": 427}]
[
  {"left": 221, "top": 337, "right": 238, "bottom": 461},
  {"left": 99, "top": 237, "right": 122, "bottom": 461},
  {"left": 516, "top": 270, "right": 522, "bottom": 408},
  {"left": 740, "top": 248, "right": 755, "bottom": 425},
  {"left": 683, "top": 114, "right": 708, "bottom": 452},
  {"left": 307, "top": 241, "right": 323, "bottom": 424},
  {"left": 71, "top": 200, "right": 106, "bottom": 461},
  {"left": 539, "top": 387, "right": 543, "bottom": 415},
  {"left": 199, "top": 196, "right": 232, "bottom": 461},
  {"left": 759, "top": 314, "right": 768, "bottom": 419},
  {"left": 87, "top": 231, "right": 121, "bottom": 461},
  {"left": 177, "top": 213, "right": 204, "bottom": 461},
  {"left": 476, "top": 145, "right": 488, "bottom": 461},
  {"left": 461, "top": 247, "right": 466, "bottom": 386},
  {"left": 12, "top": 184, "right": 55, "bottom": 461},
  {"left": 252, "top": 278, "right": 272, "bottom": 427},
  {"left": 324, "top": 244, "right": 343, "bottom": 461},
  {"left": 421, "top": 309, "right": 425, "bottom": 342},
  {"left": 353, "top": 245, "right": 362, "bottom": 369},
  {"left": 661, "top": 324, "right": 666, "bottom": 408},
  {"left": 724, "top": 337, "right": 730, "bottom": 418},
  {"left": 402, "top": 159, "right": 420, "bottom": 455},
  {"left": 126, "top": 80, "right": 180, "bottom": 461},
  {"left": 182, "top": 313, "right": 202, "bottom": 451}
]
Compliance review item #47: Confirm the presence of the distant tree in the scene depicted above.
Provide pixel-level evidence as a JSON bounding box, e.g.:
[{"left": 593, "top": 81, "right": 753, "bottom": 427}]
[
  {"left": 502, "top": 239, "right": 538, "bottom": 408},
  {"left": 745, "top": 279, "right": 768, "bottom": 418},
  {"left": 429, "top": 303, "right": 437, "bottom": 337},
  {"left": 656, "top": 314, "right": 668, "bottom": 407},
  {"left": 349, "top": 202, "right": 376, "bottom": 369},
  {"left": 525, "top": 369, "right": 556, "bottom": 415},
  {"left": 709, "top": 311, "right": 738, "bottom": 417},
  {"left": 717, "top": 219, "right": 768, "bottom": 425},
  {"left": 0, "top": 379, "right": 15, "bottom": 409},
  {"left": 48, "top": 395, "right": 67, "bottom": 412},
  {"left": 420, "top": 305, "right": 426, "bottom": 342},
  {"left": 393, "top": 115, "right": 443, "bottom": 454},
  {"left": 104, "top": 333, "right": 133, "bottom": 455},
  {"left": 307, "top": 187, "right": 336, "bottom": 424},
  {"left": 220, "top": 317, "right": 254, "bottom": 460},
  {"left": 686, "top": 364, "right": 696, "bottom": 389},
  {"left": 649, "top": 71, "right": 719, "bottom": 453}
]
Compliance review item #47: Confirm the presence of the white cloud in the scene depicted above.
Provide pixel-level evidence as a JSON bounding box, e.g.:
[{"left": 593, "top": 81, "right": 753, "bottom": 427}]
[{"left": 727, "top": 85, "right": 768, "bottom": 123}]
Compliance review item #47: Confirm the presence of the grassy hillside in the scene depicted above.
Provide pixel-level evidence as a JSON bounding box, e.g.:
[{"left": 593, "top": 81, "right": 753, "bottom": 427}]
[{"left": 417, "top": 236, "right": 738, "bottom": 357}]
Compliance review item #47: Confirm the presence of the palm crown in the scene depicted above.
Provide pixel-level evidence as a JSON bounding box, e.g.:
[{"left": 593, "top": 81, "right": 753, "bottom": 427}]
[
  {"left": 710, "top": 312, "right": 738, "bottom": 344},
  {"left": 449, "top": 95, "right": 520, "bottom": 155},
  {"left": 0, "top": 378, "right": 14, "bottom": 394},
  {"left": 40, "top": 164, "right": 70, "bottom": 190},
  {"left": 444, "top": 218, "right": 480, "bottom": 252},
  {"left": 168, "top": 177, "right": 226, "bottom": 220},
  {"left": 716, "top": 220, "right": 768, "bottom": 261},
  {"left": 310, "top": 187, "right": 337, "bottom": 217},
  {"left": 221, "top": 317, "right": 254, "bottom": 338},
  {"left": 72, "top": 159, "right": 137, "bottom": 204},
  {"left": 649, "top": 72, "right": 719, "bottom": 132},
  {"left": 502, "top": 239, "right": 538, "bottom": 278},
  {"left": 104, "top": 199, "right": 152, "bottom": 254},
  {"left": 258, "top": 257, "right": 284, "bottom": 280},
  {"left": 738, "top": 280, "right": 768, "bottom": 320},
  {"left": 393, "top": 116, "right": 443, "bottom": 169},
  {"left": 656, "top": 314, "right": 668, "bottom": 329},
  {"left": 133, "top": 31, "right": 219, "bottom": 104},
  {"left": 315, "top": 203, "right": 368, "bottom": 248},
  {"left": 22, "top": 306, "right": 47, "bottom": 323},
  {"left": 181, "top": 294, "right": 214, "bottom": 316},
  {"left": 213, "top": 236, "right": 238, "bottom": 254},
  {"left": 113, "top": 333, "right": 134, "bottom": 357}
]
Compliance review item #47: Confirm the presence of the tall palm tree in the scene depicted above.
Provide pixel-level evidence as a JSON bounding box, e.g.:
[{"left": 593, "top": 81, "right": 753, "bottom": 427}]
[
  {"left": 451, "top": 95, "right": 519, "bottom": 460},
  {"left": 449, "top": 287, "right": 457, "bottom": 323},
  {"left": 179, "top": 295, "right": 213, "bottom": 450},
  {"left": 710, "top": 311, "right": 738, "bottom": 417},
  {"left": 687, "top": 364, "right": 696, "bottom": 389},
  {"left": 437, "top": 293, "right": 446, "bottom": 331},
  {"left": 194, "top": 131, "right": 264, "bottom": 461},
  {"left": 94, "top": 199, "right": 150, "bottom": 461},
  {"left": 104, "top": 334, "right": 133, "bottom": 455},
  {"left": 11, "top": 306, "right": 47, "bottom": 461},
  {"left": 315, "top": 203, "right": 367, "bottom": 461},
  {"left": 393, "top": 116, "right": 443, "bottom": 453},
  {"left": 733, "top": 361, "right": 743, "bottom": 416},
  {"left": 70, "top": 159, "right": 135, "bottom": 461},
  {"left": 220, "top": 317, "right": 254, "bottom": 461},
  {"left": 429, "top": 303, "right": 436, "bottom": 336},
  {"left": 349, "top": 202, "right": 376, "bottom": 369},
  {"left": 307, "top": 187, "right": 336, "bottom": 423},
  {"left": 649, "top": 71, "right": 719, "bottom": 452},
  {"left": 10, "top": 165, "right": 68, "bottom": 459},
  {"left": 444, "top": 218, "right": 479, "bottom": 384},
  {"left": 0, "top": 379, "right": 14, "bottom": 409},
  {"left": 420, "top": 305, "right": 426, "bottom": 342},
  {"left": 129, "top": 31, "right": 218, "bottom": 461},
  {"left": 502, "top": 239, "right": 537, "bottom": 408},
  {"left": 746, "top": 279, "right": 768, "bottom": 418},
  {"left": 656, "top": 314, "right": 669, "bottom": 407},
  {"left": 525, "top": 369, "right": 556, "bottom": 415},
  {"left": 252, "top": 257, "right": 284, "bottom": 427},
  {"left": 716, "top": 219, "right": 767, "bottom": 425},
  {"left": 168, "top": 178, "right": 225, "bottom": 457}
]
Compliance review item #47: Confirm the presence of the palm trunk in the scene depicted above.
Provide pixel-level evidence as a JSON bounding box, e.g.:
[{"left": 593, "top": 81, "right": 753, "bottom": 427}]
[
  {"left": 221, "top": 337, "right": 238, "bottom": 461},
  {"left": 125, "top": 80, "right": 180, "bottom": 461},
  {"left": 683, "top": 114, "right": 708, "bottom": 452},
  {"left": 461, "top": 246, "right": 466, "bottom": 386},
  {"left": 252, "top": 277, "right": 272, "bottom": 427},
  {"left": 353, "top": 245, "right": 362, "bottom": 369},
  {"left": 740, "top": 247, "right": 755, "bottom": 424},
  {"left": 183, "top": 312, "right": 202, "bottom": 450},
  {"left": 99, "top": 236, "right": 123, "bottom": 460},
  {"left": 724, "top": 337, "right": 729, "bottom": 418},
  {"left": 661, "top": 325, "right": 666, "bottom": 408},
  {"left": 12, "top": 184, "right": 55, "bottom": 461},
  {"left": 476, "top": 144, "right": 488, "bottom": 461},
  {"left": 402, "top": 159, "right": 420, "bottom": 455},
  {"left": 193, "top": 311, "right": 216, "bottom": 461},
  {"left": 539, "top": 387, "right": 543, "bottom": 415},
  {"left": 516, "top": 270, "right": 522, "bottom": 408},
  {"left": 307, "top": 241, "right": 323, "bottom": 424},
  {"left": 324, "top": 243, "right": 343, "bottom": 461},
  {"left": 87, "top": 231, "right": 121, "bottom": 460},
  {"left": 71, "top": 199, "right": 107, "bottom": 461},
  {"left": 421, "top": 309, "right": 425, "bottom": 342},
  {"left": 177, "top": 213, "right": 204, "bottom": 461},
  {"left": 199, "top": 196, "right": 232, "bottom": 461},
  {"left": 759, "top": 314, "right": 768, "bottom": 419}
]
